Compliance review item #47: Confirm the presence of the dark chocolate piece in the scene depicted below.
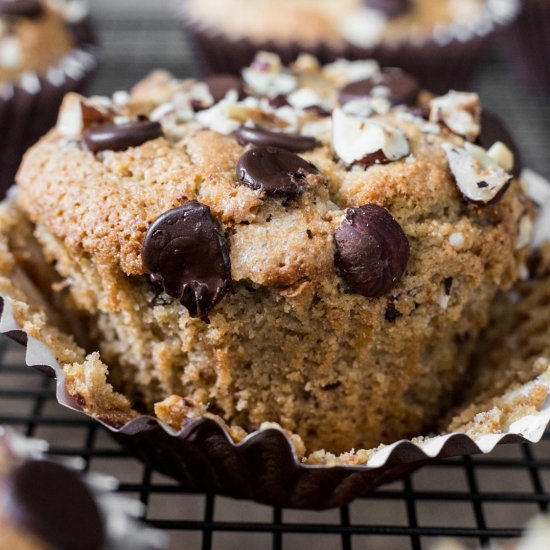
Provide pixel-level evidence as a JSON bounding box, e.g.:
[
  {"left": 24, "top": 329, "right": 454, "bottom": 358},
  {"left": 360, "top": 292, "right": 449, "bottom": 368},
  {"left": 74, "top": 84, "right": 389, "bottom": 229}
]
[
  {"left": 339, "top": 69, "right": 420, "bottom": 106},
  {"left": 236, "top": 146, "right": 318, "bottom": 197},
  {"left": 334, "top": 204, "right": 409, "bottom": 297},
  {"left": 83, "top": 118, "right": 163, "bottom": 153},
  {"left": 142, "top": 201, "right": 232, "bottom": 322},
  {"left": 363, "top": 0, "right": 412, "bottom": 17},
  {"left": 234, "top": 127, "right": 319, "bottom": 153},
  {"left": 477, "top": 110, "right": 522, "bottom": 178},
  {"left": 1, "top": 460, "right": 105, "bottom": 550},
  {"left": 202, "top": 74, "right": 244, "bottom": 102},
  {"left": 0, "top": 0, "right": 43, "bottom": 18}
]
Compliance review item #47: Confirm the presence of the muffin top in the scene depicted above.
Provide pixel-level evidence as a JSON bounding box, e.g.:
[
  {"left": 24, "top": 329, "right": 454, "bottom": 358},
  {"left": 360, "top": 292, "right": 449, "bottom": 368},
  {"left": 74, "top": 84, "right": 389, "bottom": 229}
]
[
  {"left": 0, "top": 0, "right": 89, "bottom": 84},
  {"left": 16, "top": 52, "right": 530, "bottom": 322},
  {"left": 184, "top": 0, "right": 520, "bottom": 49}
]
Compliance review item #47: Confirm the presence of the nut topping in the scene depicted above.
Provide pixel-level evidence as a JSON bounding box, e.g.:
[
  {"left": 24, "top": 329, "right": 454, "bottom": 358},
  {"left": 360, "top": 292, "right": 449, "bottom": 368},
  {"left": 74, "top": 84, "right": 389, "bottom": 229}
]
[
  {"left": 56, "top": 93, "right": 112, "bottom": 138},
  {"left": 430, "top": 91, "right": 481, "bottom": 141},
  {"left": 332, "top": 108, "right": 409, "bottom": 167},
  {"left": 442, "top": 142, "right": 512, "bottom": 205}
]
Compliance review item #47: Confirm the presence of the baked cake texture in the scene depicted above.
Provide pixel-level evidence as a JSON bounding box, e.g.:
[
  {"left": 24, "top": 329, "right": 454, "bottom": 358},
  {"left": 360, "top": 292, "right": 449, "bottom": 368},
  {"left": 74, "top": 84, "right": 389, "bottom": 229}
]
[{"left": 4, "top": 52, "right": 536, "bottom": 457}]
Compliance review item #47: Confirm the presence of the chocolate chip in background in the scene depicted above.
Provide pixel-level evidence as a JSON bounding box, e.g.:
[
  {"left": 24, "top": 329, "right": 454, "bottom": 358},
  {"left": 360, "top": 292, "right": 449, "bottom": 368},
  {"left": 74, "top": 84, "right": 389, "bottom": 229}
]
[
  {"left": 237, "top": 146, "right": 319, "bottom": 198},
  {"left": 477, "top": 110, "right": 523, "bottom": 178},
  {"left": 142, "top": 201, "right": 232, "bottom": 322},
  {"left": 334, "top": 204, "right": 409, "bottom": 298},
  {"left": 1, "top": 460, "right": 105, "bottom": 550},
  {"left": 363, "top": 0, "right": 412, "bottom": 17},
  {"left": 202, "top": 74, "right": 244, "bottom": 102},
  {"left": 339, "top": 69, "right": 420, "bottom": 107},
  {"left": 234, "top": 127, "right": 319, "bottom": 153},
  {"left": 83, "top": 118, "right": 163, "bottom": 153},
  {"left": 0, "top": 0, "right": 44, "bottom": 18}
]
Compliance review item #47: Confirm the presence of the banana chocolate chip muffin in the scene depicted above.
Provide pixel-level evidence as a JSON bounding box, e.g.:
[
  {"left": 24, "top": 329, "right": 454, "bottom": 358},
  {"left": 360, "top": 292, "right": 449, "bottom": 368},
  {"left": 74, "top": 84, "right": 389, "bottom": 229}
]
[
  {"left": 6, "top": 52, "right": 530, "bottom": 456},
  {"left": 0, "top": 0, "right": 97, "bottom": 197},
  {"left": 182, "top": 0, "right": 520, "bottom": 92}
]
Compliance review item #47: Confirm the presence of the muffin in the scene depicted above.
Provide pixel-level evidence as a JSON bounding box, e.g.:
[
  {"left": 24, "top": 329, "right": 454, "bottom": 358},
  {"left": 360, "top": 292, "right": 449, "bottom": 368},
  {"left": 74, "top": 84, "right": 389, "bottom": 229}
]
[
  {"left": 0, "top": 428, "right": 167, "bottom": 550},
  {"left": 182, "top": 0, "right": 520, "bottom": 93},
  {"left": 0, "top": 51, "right": 533, "bottom": 462},
  {"left": 506, "top": 0, "right": 550, "bottom": 93},
  {"left": 0, "top": 0, "right": 97, "bottom": 198}
]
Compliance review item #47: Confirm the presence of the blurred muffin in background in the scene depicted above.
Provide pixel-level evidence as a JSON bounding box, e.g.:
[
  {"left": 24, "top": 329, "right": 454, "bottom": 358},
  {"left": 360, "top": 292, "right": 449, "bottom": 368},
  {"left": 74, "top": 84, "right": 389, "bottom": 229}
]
[
  {"left": 181, "top": 0, "right": 519, "bottom": 94},
  {"left": 0, "top": 0, "right": 98, "bottom": 197},
  {"left": 506, "top": 0, "right": 550, "bottom": 94}
]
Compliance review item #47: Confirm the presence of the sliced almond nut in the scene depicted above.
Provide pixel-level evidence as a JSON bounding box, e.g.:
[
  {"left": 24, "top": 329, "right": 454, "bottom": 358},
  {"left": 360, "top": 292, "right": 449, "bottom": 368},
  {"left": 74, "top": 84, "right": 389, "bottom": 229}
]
[
  {"left": 442, "top": 142, "right": 512, "bottom": 205},
  {"left": 56, "top": 93, "right": 111, "bottom": 138},
  {"left": 332, "top": 108, "right": 409, "bottom": 167},
  {"left": 430, "top": 91, "right": 481, "bottom": 141}
]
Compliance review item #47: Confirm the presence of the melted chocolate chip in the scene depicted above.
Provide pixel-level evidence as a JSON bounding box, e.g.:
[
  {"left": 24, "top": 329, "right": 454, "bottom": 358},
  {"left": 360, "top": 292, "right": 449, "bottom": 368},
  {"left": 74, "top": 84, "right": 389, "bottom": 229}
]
[
  {"left": 237, "top": 146, "right": 318, "bottom": 197},
  {"left": 477, "top": 110, "right": 522, "bottom": 178},
  {"left": 339, "top": 69, "right": 420, "bottom": 107},
  {"left": 83, "top": 118, "right": 163, "bottom": 153},
  {"left": 0, "top": 0, "right": 43, "bottom": 17},
  {"left": 142, "top": 201, "right": 232, "bottom": 322},
  {"left": 363, "top": 0, "right": 412, "bottom": 17},
  {"left": 334, "top": 204, "right": 409, "bottom": 297},
  {"left": 1, "top": 460, "right": 105, "bottom": 550},
  {"left": 202, "top": 74, "right": 244, "bottom": 102},
  {"left": 234, "top": 127, "right": 319, "bottom": 153}
]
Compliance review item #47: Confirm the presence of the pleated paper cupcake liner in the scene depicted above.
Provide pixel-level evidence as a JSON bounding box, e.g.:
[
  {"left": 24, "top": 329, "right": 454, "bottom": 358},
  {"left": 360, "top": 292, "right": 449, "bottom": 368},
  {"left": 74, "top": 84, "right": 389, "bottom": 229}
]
[{"left": 506, "top": 0, "right": 550, "bottom": 93}]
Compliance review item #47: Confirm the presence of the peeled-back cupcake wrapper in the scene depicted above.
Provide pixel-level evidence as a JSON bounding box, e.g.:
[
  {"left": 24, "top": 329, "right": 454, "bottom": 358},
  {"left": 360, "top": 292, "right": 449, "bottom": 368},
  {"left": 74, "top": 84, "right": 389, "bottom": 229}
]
[
  {"left": 181, "top": 1, "right": 519, "bottom": 93},
  {"left": 0, "top": 170, "right": 549, "bottom": 510},
  {"left": 0, "top": 18, "right": 98, "bottom": 197},
  {"left": 506, "top": 0, "right": 550, "bottom": 93}
]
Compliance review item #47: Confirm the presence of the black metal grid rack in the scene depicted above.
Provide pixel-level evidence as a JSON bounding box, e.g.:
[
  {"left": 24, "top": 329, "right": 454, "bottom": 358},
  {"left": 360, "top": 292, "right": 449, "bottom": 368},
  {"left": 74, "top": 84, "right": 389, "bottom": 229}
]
[
  {"left": 2, "top": 3, "right": 550, "bottom": 549},
  {"left": 2, "top": 336, "right": 550, "bottom": 550}
]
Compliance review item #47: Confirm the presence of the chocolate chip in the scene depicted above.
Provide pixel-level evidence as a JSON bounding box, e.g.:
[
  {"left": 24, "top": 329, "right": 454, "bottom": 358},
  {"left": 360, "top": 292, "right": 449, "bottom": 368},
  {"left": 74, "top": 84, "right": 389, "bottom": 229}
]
[
  {"left": 1, "top": 460, "right": 105, "bottom": 550},
  {"left": 303, "top": 105, "right": 331, "bottom": 118},
  {"left": 83, "top": 118, "right": 163, "bottom": 153},
  {"left": 339, "top": 69, "right": 420, "bottom": 106},
  {"left": 202, "top": 74, "right": 244, "bottom": 102},
  {"left": 237, "top": 146, "right": 318, "bottom": 197},
  {"left": 477, "top": 110, "right": 522, "bottom": 178},
  {"left": 363, "top": 0, "right": 412, "bottom": 17},
  {"left": 234, "top": 127, "right": 319, "bottom": 153},
  {"left": 142, "top": 201, "right": 232, "bottom": 322},
  {"left": 334, "top": 204, "right": 409, "bottom": 297},
  {"left": 0, "top": 0, "right": 43, "bottom": 17}
]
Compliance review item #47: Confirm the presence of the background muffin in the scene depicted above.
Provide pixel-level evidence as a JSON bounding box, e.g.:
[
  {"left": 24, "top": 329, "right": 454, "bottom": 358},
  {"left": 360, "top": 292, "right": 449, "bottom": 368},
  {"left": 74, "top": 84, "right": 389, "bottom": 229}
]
[
  {"left": 506, "top": 0, "right": 550, "bottom": 93},
  {"left": 0, "top": 0, "right": 97, "bottom": 198},
  {"left": 181, "top": 0, "right": 519, "bottom": 93}
]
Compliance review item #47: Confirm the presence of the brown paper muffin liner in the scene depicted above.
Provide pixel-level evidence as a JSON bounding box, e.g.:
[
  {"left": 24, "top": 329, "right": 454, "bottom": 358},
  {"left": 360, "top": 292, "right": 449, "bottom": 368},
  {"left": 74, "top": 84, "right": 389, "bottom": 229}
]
[
  {"left": 0, "top": 17, "right": 98, "bottom": 198},
  {"left": 180, "top": 2, "right": 519, "bottom": 94},
  {"left": 1, "top": 168, "right": 550, "bottom": 509},
  {"left": 506, "top": 0, "right": 550, "bottom": 93}
]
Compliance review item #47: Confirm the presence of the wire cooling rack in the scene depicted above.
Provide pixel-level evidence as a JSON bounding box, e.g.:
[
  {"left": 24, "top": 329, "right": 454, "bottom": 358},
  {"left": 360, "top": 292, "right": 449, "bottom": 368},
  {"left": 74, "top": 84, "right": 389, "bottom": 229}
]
[
  {"left": 1, "top": 335, "right": 550, "bottom": 550},
  {"left": 2, "top": 3, "right": 550, "bottom": 549}
]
